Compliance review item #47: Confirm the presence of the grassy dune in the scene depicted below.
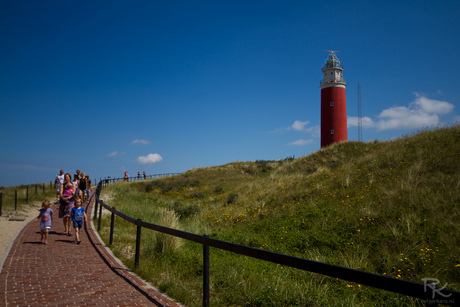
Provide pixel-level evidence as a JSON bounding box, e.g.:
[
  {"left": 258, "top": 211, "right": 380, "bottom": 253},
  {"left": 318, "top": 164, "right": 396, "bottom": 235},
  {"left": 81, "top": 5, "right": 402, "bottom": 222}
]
[
  {"left": 0, "top": 183, "right": 56, "bottom": 216},
  {"left": 98, "top": 124, "right": 459, "bottom": 306}
]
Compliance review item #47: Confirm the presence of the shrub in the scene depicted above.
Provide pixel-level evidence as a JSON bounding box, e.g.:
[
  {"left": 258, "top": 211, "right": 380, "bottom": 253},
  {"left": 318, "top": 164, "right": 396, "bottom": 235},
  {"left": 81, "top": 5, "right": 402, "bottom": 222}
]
[
  {"left": 226, "top": 193, "right": 239, "bottom": 204},
  {"left": 242, "top": 166, "right": 256, "bottom": 175},
  {"left": 171, "top": 201, "right": 200, "bottom": 219},
  {"left": 256, "top": 160, "right": 272, "bottom": 172},
  {"left": 189, "top": 192, "right": 205, "bottom": 199},
  {"left": 329, "top": 160, "right": 343, "bottom": 169},
  {"left": 214, "top": 185, "right": 224, "bottom": 193}
]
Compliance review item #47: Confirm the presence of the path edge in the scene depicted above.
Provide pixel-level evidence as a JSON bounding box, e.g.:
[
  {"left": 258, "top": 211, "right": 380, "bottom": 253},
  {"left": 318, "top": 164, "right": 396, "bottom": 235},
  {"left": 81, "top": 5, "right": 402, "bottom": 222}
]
[{"left": 87, "top": 195, "right": 184, "bottom": 307}]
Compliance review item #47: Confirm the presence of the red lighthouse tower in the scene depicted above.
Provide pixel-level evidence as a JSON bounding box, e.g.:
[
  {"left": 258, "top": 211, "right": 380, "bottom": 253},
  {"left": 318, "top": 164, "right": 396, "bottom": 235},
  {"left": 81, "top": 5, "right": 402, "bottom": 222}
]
[{"left": 320, "top": 51, "right": 348, "bottom": 148}]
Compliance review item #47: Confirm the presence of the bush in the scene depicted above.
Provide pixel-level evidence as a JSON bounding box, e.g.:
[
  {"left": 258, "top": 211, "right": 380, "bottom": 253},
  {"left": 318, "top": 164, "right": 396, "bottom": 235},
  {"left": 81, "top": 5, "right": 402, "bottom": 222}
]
[
  {"left": 214, "top": 185, "right": 224, "bottom": 193},
  {"left": 226, "top": 193, "right": 239, "bottom": 204},
  {"left": 256, "top": 160, "right": 272, "bottom": 172},
  {"left": 242, "top": 166, "right": 256, "bottom": 175},
  {"left": 171, "top": 201, "right": 200, "bottom": 219}
]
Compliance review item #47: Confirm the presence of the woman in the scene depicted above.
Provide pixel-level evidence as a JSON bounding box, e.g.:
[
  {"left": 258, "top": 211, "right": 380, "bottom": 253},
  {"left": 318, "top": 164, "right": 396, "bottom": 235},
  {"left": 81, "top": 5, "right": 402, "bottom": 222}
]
[
  {"left": 59, "top": 173, "right": 75, "bottom": 236},
  {"left": 79, "top": 172, "right": 87, "bottom": 203}
]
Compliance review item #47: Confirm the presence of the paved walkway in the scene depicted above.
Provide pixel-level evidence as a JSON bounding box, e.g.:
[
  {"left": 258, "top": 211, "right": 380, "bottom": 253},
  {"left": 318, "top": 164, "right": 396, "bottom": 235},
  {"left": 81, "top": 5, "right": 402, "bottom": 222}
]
[{"left": 0, "top": 195, "right": 182, "bottom": 306}]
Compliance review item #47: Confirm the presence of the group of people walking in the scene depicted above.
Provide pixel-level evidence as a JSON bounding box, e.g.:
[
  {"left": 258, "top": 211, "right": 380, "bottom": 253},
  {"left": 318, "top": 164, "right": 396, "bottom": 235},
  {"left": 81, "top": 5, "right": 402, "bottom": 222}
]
[
  {"left": 34, "top": 170, "right": 90, "bottom": 245},
  {"left": 123, "top": 171, "right": 147, "bottom": 182}
]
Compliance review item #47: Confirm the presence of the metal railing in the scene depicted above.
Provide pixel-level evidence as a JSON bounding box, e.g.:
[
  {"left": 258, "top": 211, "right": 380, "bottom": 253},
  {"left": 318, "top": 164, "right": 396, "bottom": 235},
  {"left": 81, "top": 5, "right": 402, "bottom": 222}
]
[
  {"left": 93, "top": 180, "right": 459, "bottom": 307},
  {"left": 98, "top": 173, "right": 181, "bottom": 185}
]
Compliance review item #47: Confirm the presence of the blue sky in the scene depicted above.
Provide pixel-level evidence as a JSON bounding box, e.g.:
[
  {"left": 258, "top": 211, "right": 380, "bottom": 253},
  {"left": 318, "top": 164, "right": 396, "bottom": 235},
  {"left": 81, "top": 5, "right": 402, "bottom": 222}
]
[{"left": 1, "top": 0, "right": 459, "bottom": 187}]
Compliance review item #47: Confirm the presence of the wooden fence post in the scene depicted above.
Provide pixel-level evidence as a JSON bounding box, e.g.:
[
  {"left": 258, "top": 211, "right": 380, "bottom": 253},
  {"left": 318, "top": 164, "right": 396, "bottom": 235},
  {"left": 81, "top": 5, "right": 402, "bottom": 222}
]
[
  {"left": 109, "top": 207, "right": 115, "bottom": 246},
  {"left": 98, "top": 200, "right": 103, "bottom": 231},
  {"left": 93, "top": 198, "right": 98, "bottom": 220},
  {"left": 135, "top": 219, "right": 142, "bottom": 268}
]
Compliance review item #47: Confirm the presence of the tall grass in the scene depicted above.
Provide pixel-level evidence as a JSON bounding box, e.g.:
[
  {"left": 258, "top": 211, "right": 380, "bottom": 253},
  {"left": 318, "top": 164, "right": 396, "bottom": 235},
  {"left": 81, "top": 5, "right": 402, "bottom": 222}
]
[
  {"left": 97, "top": 124, "right": 460, "bottom": 306},
  {"left": 0, "top": 183, "right": 56, "bottom": 216}
]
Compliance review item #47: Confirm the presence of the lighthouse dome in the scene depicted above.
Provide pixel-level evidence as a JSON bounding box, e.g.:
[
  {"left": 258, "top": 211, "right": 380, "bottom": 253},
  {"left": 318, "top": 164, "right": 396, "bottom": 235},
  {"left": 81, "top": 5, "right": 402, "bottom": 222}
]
[{"left": 322, "top": 52, "right": 342, "bottom": 70}]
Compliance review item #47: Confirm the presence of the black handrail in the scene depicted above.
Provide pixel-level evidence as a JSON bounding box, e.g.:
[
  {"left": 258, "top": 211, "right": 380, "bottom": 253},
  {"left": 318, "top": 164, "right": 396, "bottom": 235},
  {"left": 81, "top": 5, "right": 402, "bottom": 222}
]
[
  {"left": 94, "top": 180, "right": 459, "bottom": 307},
  {"left": 98, "top": 173, "right": 181, "bottom": 185}
]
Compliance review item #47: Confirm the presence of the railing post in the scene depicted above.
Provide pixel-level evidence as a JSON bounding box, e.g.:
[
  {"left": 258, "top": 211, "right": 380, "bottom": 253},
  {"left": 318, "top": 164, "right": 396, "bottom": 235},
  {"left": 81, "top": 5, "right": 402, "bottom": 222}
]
[
  {"left": 43, "top": 183, "right": 45, "bottom": 194},
  {"left": 15, "top": 190, "right": 17, "bottom": 211},
  {"left": 203, "top": 234, "right": 210, "bottom": 307},
  {"left": 0, "top": 192, "right": 3, "bottom": 217},
  {"left": 94, "top": 198, "right": 99, "bottom": 220},
  {"left": 98, "top": 199, "right": 103, "bottom": 231},
  {"left": 109, "top": 207, "right": 115, "bottom": 246},
  {"left": 135, "top": 219, "right": 142, "bottom": 268},
  {"left": 26, "top": 186, "right": 29, "bottom": 204}
]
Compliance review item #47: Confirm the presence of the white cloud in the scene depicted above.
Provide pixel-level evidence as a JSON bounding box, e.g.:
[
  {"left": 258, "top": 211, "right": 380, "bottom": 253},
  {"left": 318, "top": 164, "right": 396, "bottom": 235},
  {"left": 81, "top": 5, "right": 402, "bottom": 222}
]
[
  {"left": 136, "top": 153, "right": 163, "bottom": 164},
  {"left": 347, "top": 93, "right": 454, "bottom": 132},
  {"left": 288, "top": 139, "right": 314, "bottom": 146},
  {"left": 412, "top": 92, "right": 454, "bottom": 114},
  {"left": 131, "top": 139, "right": 150, "bottom": 145},
  {"left": 108, "top": 151, "right": 126, "bottom": 157},
  {"left": 291, "top": 120, "right": 309, "bottom": 131},
  {"left": 273, "top": 120, "right": 312, "bottom": 134},
  {"left": 374, "top": 94, "right": 454, "bottom": 131},
  {"left": 347, "top": 116, "right": 375, "bottom": 128}
]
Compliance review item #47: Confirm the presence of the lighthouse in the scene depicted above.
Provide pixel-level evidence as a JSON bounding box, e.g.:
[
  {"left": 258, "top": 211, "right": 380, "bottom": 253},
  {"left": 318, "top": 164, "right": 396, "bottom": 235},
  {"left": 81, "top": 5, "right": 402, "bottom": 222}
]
[{"left": 320, "top": 51, "right": 348, "bottom": 148}]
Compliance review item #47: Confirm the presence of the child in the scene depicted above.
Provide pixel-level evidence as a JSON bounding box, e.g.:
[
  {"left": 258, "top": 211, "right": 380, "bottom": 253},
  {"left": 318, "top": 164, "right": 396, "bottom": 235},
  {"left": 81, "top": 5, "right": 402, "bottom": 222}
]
[
  {"left": 62, "top": 182, "right": 74, "bottom": 198},
  {"left": 71, "top": 197, "right": 87, "bottom": 244},
  {"left": 34, "top": 200, "right": 53, "bottom": 244}
]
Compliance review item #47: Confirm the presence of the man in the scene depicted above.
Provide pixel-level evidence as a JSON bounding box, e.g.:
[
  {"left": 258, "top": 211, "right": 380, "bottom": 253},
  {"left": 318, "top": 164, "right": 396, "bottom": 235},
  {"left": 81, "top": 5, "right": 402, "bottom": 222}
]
[{"left": 54, "top": 169, "right": 64, "bottom": 201}]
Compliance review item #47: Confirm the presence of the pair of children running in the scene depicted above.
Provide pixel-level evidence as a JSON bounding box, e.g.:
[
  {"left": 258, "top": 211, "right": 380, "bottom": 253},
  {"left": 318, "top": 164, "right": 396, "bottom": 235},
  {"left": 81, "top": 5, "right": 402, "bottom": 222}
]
[{"left": 35, "top": 197, "right": 87, "bottom": 244}]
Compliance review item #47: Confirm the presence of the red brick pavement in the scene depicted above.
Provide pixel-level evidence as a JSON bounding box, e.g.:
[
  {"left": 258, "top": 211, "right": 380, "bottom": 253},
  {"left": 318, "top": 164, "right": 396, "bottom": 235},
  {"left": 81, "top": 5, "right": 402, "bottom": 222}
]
[{"left": 0, "top": 195, "right": 182, "bottom": 306}]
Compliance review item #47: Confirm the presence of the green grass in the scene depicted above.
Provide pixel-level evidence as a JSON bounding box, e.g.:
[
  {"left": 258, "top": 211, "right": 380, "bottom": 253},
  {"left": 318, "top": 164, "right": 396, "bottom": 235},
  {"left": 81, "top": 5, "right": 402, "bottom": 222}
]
[
  {"left": 0, "top": 183, "right": 56, "bottom": 216},
  {"left": 97, "top": 124, "right": 460, "bottom": 306}
]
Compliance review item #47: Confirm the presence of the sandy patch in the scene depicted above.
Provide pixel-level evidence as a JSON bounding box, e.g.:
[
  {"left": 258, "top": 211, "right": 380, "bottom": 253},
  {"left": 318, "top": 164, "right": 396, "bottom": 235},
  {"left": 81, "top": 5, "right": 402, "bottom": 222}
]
[{"left": 0, "top": 202, "right": 42, "bottom": 272}]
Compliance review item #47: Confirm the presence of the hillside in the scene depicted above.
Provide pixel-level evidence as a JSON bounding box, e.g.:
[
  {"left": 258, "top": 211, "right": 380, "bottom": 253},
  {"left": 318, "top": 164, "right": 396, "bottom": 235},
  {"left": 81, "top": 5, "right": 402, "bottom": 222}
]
[{"left": 99, "top": 124, "right": 460, "bottom": 306}]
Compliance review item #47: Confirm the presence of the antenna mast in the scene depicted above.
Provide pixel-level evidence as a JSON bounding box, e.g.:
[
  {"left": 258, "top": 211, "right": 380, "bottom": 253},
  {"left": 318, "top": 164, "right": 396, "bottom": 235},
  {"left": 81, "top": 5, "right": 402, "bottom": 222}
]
[{"left": 358, "top": 83, "right": 362, "bottom": 142}]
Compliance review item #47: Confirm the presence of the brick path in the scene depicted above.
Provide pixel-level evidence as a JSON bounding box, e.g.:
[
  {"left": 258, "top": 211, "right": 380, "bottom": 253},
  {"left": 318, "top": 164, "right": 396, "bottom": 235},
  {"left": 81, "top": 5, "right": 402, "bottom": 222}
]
[{"left": 0, "top": 196, "right": 182, "bottom": 306}]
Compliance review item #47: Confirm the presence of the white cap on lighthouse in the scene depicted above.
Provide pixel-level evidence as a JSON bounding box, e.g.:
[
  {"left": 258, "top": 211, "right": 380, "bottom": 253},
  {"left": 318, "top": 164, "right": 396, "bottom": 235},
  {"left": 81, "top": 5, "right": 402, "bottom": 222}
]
[{"left": 320, "top": 50, "right": 346, "bottom": 89}]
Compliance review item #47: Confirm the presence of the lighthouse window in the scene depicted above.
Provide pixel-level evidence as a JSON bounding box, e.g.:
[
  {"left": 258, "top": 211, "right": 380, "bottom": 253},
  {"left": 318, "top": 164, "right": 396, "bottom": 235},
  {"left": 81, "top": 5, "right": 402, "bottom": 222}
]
[
  {"left": 330, "top": 102, "right": 334, "bottom": 107},
  {"left": 331, "top": 130, "right": 335, "bottom": 134}
]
